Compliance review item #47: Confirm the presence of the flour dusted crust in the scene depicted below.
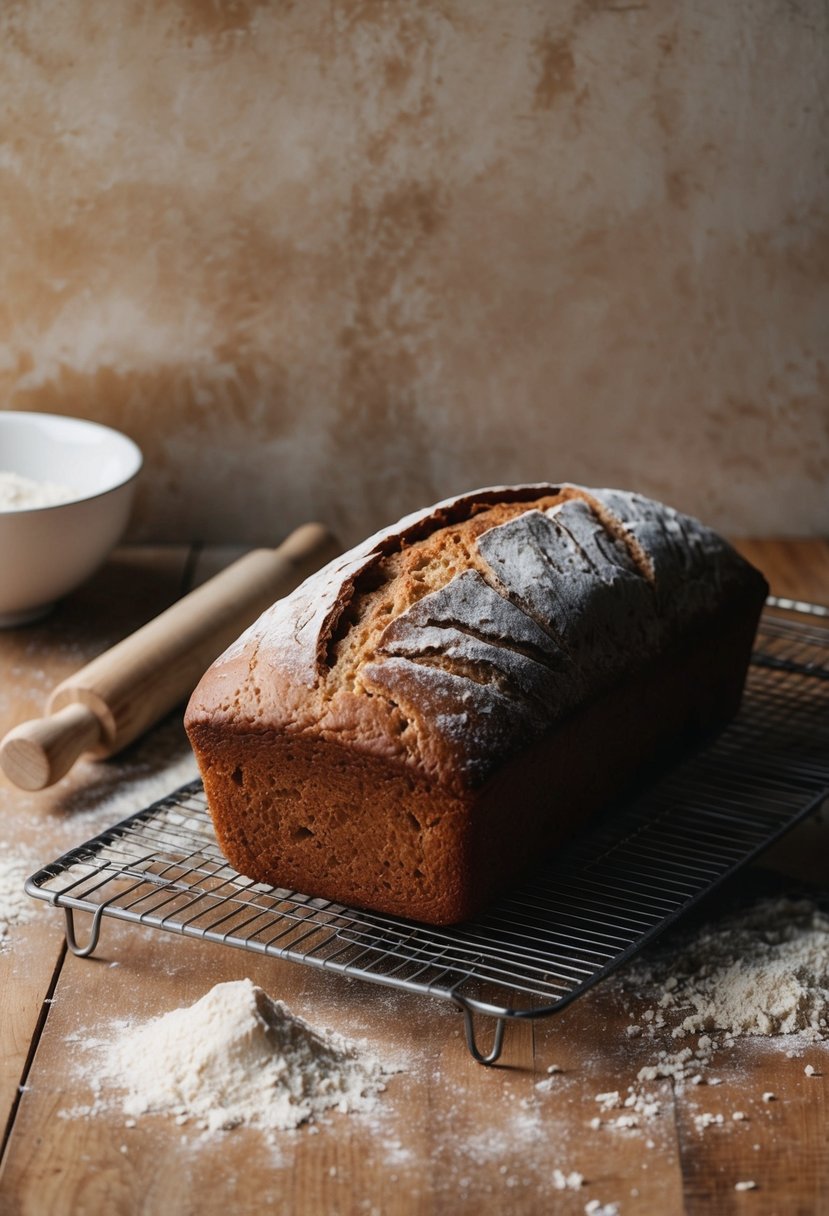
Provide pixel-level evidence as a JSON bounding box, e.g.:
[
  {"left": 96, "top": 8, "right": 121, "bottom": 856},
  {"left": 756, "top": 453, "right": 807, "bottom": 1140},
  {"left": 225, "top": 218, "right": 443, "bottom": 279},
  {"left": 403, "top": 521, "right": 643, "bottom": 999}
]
[{"left": 185, "top": 485, "right": 768, "bottom": 924}]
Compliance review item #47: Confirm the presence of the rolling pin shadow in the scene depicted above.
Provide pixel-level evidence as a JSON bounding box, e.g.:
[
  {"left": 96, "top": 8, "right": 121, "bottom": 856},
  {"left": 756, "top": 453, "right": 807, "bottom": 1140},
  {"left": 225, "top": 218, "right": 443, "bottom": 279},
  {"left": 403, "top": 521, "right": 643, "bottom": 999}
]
[{"left": 0, "top": 523, "right": 340, "bottom": 791}]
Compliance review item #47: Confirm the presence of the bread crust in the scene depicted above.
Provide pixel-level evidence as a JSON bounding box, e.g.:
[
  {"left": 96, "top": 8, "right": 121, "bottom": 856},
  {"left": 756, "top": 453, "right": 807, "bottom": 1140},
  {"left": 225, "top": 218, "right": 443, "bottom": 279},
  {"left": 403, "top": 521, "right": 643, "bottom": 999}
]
[{"left": 185, "top": 485, "right": 768, "bottom": 924}]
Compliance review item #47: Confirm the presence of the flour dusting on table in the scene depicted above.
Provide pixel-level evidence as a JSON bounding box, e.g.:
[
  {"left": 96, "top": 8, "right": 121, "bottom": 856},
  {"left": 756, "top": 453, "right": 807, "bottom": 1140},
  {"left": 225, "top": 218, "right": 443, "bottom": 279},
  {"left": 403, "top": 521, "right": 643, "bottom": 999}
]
[
  {"left": 0, "top": 845, "right": 37, "bottom": 941},
  {"left": 57, "top": 737, "right": 199, "bottom": 833}
]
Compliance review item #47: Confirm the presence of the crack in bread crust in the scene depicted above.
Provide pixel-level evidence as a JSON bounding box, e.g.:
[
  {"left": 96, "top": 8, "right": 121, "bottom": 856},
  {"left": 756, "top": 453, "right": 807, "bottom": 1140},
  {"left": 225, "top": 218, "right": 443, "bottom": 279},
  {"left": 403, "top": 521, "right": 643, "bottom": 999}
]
[{"left": 325, "top": 493, "right": 568, "bottom": 688}]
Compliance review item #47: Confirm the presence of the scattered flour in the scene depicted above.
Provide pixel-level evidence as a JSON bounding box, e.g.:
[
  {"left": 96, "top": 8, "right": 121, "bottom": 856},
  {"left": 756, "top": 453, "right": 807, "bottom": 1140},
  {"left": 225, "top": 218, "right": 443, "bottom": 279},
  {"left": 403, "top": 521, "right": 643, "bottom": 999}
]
[
  {"left": 591, "top": 1088, "right": 661, "bottom": 1131},
  {"left": 1, "top": 730, "right": 200, "bottom": 951},
  {"left": 534, "top": 1076, "right": 557, "bottom": 1093},
  {"left": 56, "top": 738, "right": 200, "bottom": 834},
  {"left": 552, "top": 1168, "right": 584, "bottom": 1190},
  {"left": 624, "top": 898, "right": 829, "bottom": 1040},
  {"left": 73, "top": 979, "right": 393, "bottom": 1136},
  {"left": 0, "top": 470, "right": 75, "bottom": 511},
  {"left": 0, "top": 844, "right": 37, "bottom": 941},
  {"left": 585, "top": 896, "right": 829, "bottom": 1147},
  {"left": 535, "top": 1062, "right": 564, "bottom": 1091}
]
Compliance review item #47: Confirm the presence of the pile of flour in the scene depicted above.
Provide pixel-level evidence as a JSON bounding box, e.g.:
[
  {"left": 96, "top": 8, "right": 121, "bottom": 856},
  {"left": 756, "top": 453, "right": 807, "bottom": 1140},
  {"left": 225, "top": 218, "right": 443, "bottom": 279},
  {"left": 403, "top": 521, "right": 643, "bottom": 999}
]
[
  {"left": 0, "top": 471, "right": 75, "bottom": 511},
  {"left": 94, "top": 979, "right": 391, "bottom": 1133},
  {"left": 490, "top": 892, "right": 829, "bottom": 1215},
  {"left": 624, "top": 896, "right": 829, "bottom": 1040},
  {"left": 581, "top": 896, "right": 829, "bottom": 1141}
]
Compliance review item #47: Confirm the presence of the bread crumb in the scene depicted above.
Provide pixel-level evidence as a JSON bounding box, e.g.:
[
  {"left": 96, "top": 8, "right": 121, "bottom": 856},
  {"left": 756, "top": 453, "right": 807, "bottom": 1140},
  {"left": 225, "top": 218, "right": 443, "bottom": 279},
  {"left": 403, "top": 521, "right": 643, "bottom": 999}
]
[
  {"left": 732, "top": 1111, "right": 747, "bottom": 1121},
  {"left": 546, "top": 1063, "right": 563, "bottom": 1074},
  {"left": 735, "top": 1180, "right": 757, "bottom": 1191},
  {"left": 762, "top": 1092, "right": 776, "bottom": 1102},
  {"left": 804, "top": 1064, "right": 816, "bottom": 1076}
]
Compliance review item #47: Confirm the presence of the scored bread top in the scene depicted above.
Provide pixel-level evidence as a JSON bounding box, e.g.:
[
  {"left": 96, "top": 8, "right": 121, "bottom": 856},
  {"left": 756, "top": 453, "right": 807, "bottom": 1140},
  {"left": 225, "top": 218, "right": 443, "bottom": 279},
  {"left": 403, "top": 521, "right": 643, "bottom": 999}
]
[{"left": 185, "top": 484, "right": 767, "bottom": 793}]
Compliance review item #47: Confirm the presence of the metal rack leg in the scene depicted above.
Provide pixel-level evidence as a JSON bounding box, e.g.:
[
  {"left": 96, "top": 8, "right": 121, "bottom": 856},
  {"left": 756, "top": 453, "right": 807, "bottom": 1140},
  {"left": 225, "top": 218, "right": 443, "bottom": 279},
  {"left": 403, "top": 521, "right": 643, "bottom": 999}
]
[
  {"left": 460, "top": 1007, "right": 507, "bottom": 1065},
  {"left": 63, "top": 905, "right": 105, "bottom": 957}
]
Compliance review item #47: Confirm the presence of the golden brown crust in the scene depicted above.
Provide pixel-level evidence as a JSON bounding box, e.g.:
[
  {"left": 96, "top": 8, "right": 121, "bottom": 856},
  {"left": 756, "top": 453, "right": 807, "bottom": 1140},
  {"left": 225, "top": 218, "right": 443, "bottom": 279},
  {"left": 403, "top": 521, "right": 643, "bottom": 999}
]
[{"left": 185, "top": 484, "right": 769, "bottom": 923}]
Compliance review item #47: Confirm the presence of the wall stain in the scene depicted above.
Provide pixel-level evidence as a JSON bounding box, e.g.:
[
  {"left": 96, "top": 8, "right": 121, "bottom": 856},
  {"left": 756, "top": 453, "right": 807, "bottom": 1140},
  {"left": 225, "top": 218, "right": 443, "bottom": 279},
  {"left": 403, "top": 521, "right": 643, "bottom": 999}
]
[
  {"left": 365, "top": 91, "right": 437, "bottom": 167},
  {"left": 532, "top": 30, "right": 576, "bottom": 111},
  {"left": 383, "top": 53, "right": 413, "bottom": 91},
  {"left": 1, "top": 1, "right": 826, "bottom": 541},
  {"left": 666, "top": 169, "right": 691, "bottom": 209},
  {"left": 574, "top": 0, "right": 650, "bottom": 22},
  {"left": 658, "top": 29, "right": 676, "bottom": 55},
  {"left": 672, "top": 264, "right": 693, "bottom": 298},
  {"left": 339, "top": 178, "right": 446, "bottom": 409},
  {"left": 175, "top": 0, "right": 268, "bottom": 38}
]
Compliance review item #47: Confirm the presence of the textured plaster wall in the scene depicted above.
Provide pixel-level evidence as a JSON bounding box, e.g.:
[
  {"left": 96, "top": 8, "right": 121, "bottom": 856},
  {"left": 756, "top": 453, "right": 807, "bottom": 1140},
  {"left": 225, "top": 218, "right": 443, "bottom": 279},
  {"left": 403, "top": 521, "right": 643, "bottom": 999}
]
[{"left": 1, "top": 0, "right": 827, "bottom": 545}]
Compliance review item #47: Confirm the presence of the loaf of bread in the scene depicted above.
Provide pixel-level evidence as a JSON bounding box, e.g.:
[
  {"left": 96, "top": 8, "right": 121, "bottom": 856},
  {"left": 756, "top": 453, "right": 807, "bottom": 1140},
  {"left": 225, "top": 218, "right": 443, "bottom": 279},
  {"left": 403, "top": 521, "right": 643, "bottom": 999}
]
[{"left": 184, "top": 485, "right": 768, "bottom": 925}]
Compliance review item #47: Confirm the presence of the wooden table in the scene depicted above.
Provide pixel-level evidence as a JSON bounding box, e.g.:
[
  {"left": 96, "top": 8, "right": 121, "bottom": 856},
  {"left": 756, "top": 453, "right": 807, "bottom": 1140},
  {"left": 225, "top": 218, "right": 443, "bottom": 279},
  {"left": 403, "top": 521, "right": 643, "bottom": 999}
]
[{"left": 1, "top": 541, "right": 827, "bottom": 1216}]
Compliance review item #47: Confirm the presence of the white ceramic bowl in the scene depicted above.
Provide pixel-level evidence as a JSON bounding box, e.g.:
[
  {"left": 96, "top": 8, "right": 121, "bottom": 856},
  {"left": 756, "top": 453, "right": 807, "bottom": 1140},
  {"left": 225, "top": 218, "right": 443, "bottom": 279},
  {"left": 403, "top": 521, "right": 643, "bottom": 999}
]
[{"left": 0, "top": 411, "right": 143, "bottom": 626}]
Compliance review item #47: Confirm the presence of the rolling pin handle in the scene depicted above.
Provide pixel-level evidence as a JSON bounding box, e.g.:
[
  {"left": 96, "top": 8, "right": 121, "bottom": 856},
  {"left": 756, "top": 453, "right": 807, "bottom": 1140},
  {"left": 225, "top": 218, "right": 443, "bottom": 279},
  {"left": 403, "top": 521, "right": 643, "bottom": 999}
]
[
  {"left": 0, "top": 523, "right": 340, "bottom": 791},
  {"left": 0, "top": 703, "right": 103, "bottom": 791}
]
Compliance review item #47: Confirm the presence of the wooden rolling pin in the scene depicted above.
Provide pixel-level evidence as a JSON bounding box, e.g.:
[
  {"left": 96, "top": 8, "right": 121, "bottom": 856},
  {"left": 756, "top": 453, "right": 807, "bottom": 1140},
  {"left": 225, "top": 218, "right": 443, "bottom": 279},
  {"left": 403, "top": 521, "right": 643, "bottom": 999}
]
[{"left": 0, "top": 523, "right": 340, "bottom": 791}]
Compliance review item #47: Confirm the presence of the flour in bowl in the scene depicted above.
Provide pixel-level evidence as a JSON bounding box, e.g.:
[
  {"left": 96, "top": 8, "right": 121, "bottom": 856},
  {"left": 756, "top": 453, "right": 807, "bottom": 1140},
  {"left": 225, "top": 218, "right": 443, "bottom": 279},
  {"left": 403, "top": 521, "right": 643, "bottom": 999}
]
[{"left": 0, "top": 471, "right": 75, "bottom": 511}]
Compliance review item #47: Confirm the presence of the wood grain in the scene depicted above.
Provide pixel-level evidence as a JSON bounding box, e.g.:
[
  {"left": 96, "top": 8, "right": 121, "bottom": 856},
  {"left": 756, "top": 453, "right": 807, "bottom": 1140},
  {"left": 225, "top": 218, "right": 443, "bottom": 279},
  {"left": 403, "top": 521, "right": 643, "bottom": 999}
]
[
  {"left": 732, "top": 538, "right": 829, "bottom": 605},
  {"left": 0, "top": 547, "right": 191, "bottom": 1161},
  {"left": 0, "top": 540, "right": 827, "bottom": 1216}
]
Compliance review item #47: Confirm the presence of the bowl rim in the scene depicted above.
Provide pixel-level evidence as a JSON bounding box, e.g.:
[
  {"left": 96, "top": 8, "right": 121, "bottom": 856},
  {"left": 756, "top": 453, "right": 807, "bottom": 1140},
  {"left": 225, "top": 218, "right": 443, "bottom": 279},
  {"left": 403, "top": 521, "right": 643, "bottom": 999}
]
[{"left": 0, "top": 410, "right": 143, "bottom": 515}]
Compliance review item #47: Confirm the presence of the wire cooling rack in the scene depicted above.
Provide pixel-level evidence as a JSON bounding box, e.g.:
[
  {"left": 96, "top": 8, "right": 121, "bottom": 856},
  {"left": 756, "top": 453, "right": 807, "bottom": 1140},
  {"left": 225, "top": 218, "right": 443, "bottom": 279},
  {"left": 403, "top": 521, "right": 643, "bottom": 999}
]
[{"left": 26, "top": 600, "right": 829, "bottom": 1063}]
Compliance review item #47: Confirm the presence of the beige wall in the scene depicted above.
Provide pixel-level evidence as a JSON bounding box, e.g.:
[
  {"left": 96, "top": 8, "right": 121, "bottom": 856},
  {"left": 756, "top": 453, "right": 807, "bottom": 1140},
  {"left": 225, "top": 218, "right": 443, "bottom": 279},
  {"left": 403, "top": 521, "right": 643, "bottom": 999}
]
[{"left": 1, "top": 0, "right": 827, "bottom": 546}]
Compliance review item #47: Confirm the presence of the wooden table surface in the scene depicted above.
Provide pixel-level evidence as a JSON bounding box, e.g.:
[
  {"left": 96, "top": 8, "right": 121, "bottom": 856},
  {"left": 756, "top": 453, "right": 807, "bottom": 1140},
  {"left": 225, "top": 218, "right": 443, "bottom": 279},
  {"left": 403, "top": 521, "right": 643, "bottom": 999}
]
[{"left": 0, "top": 540, "right": 827, "bottom": 1216}]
